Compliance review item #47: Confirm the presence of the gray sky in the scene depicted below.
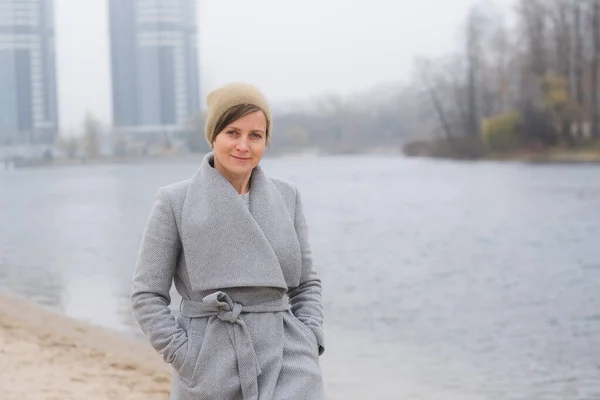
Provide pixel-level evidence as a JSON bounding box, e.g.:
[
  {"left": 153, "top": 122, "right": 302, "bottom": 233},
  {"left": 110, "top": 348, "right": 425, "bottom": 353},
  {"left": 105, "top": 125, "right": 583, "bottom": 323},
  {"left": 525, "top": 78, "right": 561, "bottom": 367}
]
[{"left": 54, "top": 0, "right": 513, "bottom": 132}]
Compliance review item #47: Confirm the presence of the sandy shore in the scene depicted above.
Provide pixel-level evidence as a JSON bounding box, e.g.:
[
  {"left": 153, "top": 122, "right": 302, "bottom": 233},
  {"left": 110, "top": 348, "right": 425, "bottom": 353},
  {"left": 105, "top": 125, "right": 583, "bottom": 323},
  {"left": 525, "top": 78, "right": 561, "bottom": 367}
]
[{"left": 0, "top": 293, "right": 171, "bottom": 400}]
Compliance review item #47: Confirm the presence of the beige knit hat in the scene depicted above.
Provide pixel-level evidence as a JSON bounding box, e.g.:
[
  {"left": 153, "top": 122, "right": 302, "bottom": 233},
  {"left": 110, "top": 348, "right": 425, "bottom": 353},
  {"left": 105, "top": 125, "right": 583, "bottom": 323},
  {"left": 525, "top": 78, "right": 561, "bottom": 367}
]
[{"left": 204, "top": 83, "right": 272, "bottom": 146}]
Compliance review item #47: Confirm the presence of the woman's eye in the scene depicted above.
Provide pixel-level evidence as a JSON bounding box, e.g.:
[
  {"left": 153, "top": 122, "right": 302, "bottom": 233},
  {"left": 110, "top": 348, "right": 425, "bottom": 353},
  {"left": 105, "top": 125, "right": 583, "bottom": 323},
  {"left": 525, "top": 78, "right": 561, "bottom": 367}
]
[
  {"left": 226, "top": 130, "right": 237, "bottom": 135},
  {"left": 251, "top": 133, "right": 263, "bottom": 139}
]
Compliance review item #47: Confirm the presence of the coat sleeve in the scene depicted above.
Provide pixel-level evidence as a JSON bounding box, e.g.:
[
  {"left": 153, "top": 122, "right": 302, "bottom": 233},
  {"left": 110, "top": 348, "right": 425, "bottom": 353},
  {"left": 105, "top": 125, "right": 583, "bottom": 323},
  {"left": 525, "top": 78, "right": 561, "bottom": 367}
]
[
  {"left": 287, "top": 186, "right": 326, "bottom": 355},
  {"left": 131, "top": 188, "right": 188, "bottom": 370}
]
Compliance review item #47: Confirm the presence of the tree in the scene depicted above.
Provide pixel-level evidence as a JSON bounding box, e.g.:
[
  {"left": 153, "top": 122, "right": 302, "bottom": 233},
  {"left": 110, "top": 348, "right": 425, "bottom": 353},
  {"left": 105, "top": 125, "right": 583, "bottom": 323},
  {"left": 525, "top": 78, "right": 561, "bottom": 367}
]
[
  {"left": 414, "top": 57, "right": 454, "bottom": 139},
  {"left": 82, "top": 112, "right": 102, "bottom": 158},
  {"left": 592, "top": 0, "right": 600, "bottom": 138},
  {"left": 574, "top": 0, "right": 585, "bottom": 138},
  {"left": 547, "top": 0, "right": 574, "bottom": 143},
  {"left": 56, "top": 135, "right": 79, "bottom": 159},
  {"left": 466, "top": 6, "right": 484, "bottom": 137}
]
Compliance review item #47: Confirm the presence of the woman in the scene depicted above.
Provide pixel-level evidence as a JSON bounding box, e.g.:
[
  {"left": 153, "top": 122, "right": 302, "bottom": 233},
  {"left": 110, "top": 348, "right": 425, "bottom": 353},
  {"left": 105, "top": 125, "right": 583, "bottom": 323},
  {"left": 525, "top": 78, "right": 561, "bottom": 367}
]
[{"left": 131, "top": 83, "right": 325, "bottom": 400}]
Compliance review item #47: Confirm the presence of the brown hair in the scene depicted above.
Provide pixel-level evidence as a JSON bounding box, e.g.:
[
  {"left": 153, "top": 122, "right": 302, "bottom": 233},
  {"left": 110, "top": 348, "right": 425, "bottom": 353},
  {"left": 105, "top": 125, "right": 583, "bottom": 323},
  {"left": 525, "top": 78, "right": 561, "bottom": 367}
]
[{"left": 210, "top": 104, "right": 270, "bottom": 146}]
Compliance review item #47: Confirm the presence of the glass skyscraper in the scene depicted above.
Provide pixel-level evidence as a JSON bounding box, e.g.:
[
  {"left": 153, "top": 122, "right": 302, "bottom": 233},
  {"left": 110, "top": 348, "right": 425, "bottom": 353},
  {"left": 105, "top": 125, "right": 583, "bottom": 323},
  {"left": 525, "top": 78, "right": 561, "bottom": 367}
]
[
  {"left": 109, "top": 0, "right": 200, "bottom": 138},
  {"left": 0, "top": 0, "right": 59, "bottom": 146}
]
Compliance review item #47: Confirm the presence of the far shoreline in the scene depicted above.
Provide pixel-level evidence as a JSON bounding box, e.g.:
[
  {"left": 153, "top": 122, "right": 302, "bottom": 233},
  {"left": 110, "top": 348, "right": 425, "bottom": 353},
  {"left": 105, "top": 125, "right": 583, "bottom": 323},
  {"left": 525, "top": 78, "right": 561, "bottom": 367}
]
[
  {"left": 2, "top": 147, "right": 405, "bottom": 171},
  {"left": 402, "top": 137, "right": 600, "bottom": 165},
  {"left": 6, "top": 143, "right": 600, "bottom": 172}
]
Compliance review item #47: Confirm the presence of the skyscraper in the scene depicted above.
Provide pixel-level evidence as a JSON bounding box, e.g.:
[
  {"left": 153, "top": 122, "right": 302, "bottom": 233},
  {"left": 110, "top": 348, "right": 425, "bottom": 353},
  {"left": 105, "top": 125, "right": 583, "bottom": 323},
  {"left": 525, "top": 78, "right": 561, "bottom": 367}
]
[
  {"left": 0, "top": 0, "right": 59, "bottom": 146},
  {"left": 109, "top": 0, "right": 200, "bottom": 139}
]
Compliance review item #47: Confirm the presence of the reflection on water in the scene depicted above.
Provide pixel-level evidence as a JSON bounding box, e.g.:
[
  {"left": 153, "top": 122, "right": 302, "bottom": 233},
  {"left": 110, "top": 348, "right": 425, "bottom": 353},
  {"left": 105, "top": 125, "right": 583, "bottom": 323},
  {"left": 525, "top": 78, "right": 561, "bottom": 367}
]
[{"left": 1, "top": 155, "right": 600, "bottom": 399}]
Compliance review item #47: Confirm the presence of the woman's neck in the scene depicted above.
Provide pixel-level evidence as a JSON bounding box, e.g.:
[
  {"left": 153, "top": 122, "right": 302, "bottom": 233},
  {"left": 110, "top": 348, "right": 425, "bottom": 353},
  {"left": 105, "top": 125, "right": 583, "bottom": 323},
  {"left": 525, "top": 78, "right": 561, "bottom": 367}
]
[
  {"left": 213, "top": 158, "right": 251, "bottom": 194},
  {"left": 226, "top": 174, "right": 251, "bottom": 194}
]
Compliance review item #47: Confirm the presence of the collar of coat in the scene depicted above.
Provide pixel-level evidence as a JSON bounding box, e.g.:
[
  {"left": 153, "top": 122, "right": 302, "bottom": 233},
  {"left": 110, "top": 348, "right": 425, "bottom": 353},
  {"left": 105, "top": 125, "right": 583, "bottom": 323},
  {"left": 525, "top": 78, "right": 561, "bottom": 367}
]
[{"left": 181, "top": 152, "right": 302, "bottom": 291}]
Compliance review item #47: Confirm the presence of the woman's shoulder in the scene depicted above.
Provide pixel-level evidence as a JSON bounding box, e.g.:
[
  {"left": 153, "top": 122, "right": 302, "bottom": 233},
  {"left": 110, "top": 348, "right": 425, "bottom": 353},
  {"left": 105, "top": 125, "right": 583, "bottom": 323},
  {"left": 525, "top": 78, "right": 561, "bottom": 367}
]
[
  {"left": 268, "top": 177, "right": 304, "bottom": 214},
  {"left": 152, "top": 179, "right": 191, "bottom": 221},
  {"left": 157, "top": 179, "right": 191, "bottom": 203},
  {"left": 269, "top": 177, "right": 297, "bottom": 197}
]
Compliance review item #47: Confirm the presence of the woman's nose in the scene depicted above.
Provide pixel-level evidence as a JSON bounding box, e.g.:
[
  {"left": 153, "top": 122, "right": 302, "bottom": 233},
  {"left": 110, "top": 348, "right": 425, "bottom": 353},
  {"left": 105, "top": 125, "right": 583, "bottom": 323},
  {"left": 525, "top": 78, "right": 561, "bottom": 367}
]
[{"left": 236, "top": 138, "right": 249, "bottom": 151}]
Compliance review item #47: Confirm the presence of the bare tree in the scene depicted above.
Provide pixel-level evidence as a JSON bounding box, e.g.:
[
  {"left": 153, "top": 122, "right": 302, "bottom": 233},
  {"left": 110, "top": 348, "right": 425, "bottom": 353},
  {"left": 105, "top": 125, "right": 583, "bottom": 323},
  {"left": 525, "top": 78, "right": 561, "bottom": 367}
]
[
  {"left": 449, "top": 57, "right": 470, "bottom": 134},
  {"left": 489, "top": 17, "right": 514, "bottom": 114},
  {"left": 548, "top": 0, "right": 574, "bottom": 143},
  {"left": 82, "top": 112, "right": 102, "bottom": 158},
  {"left": 549, "top": 0, "right": 572, "bottom": 89},
  {"left": 518, "top": 0, "right": 550, "bottom": 107},
  {"left": 466, "top": 6, "right": 483, "bottom": 137},
  {"left": 415, "top": 58, "right": 454, "bottom": 139},
  {"left": 574, "top": 0, "right": 585, "bottom": 138},
  {"left": 592, "top": 0, "right": 600, "bottom": 138}
]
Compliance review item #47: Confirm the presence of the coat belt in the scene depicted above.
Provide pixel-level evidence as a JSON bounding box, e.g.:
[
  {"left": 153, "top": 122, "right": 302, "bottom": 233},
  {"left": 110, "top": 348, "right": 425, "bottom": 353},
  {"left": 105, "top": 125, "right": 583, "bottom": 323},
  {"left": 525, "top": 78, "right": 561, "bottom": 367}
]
[{"left": 180, "top": 292, "right": 291, "bottom": 400}]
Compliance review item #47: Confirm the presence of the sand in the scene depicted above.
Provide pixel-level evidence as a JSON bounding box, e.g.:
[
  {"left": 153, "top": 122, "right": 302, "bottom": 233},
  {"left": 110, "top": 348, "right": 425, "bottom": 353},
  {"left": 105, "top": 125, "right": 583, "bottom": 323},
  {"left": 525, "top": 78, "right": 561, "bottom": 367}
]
[{"left": 0, "top": 293, "right": 171, "bottom": 400}]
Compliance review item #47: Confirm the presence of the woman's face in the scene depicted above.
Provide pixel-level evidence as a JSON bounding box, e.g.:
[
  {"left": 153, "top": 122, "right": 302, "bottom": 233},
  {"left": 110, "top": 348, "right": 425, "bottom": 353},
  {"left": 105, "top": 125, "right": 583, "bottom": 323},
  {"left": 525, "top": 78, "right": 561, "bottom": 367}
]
[{"left": 212, "top": 110, "right": 267, "bottom": 178}]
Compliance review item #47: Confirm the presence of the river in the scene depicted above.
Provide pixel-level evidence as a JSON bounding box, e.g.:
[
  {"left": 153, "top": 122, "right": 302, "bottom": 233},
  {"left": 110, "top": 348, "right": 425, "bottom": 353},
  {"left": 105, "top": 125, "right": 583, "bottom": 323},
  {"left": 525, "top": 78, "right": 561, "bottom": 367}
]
[{"left": 1, "top": 154, "right": 599, "bottom": 399}]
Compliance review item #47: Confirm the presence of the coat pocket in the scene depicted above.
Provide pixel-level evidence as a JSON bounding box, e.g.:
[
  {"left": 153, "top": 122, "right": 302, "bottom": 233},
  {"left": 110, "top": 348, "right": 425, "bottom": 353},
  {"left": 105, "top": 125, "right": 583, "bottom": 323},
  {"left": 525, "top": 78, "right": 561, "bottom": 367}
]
[
  {"left": 176, "top": 316, "right": 208, "bottom": 385},
  {"left": 290, "top": 313, "right": 318, "bottom": 351}
]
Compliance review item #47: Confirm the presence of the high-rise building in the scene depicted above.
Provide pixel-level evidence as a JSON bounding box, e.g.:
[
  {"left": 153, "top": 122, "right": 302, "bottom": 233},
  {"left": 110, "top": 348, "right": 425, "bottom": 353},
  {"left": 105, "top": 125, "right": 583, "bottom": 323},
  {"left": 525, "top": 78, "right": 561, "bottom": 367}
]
[
  {"left": 108, "top": 0, "right": 200, "bottom": 139},
  {"left": 0, "top": 0, "right": 59, "bottom": 146}
]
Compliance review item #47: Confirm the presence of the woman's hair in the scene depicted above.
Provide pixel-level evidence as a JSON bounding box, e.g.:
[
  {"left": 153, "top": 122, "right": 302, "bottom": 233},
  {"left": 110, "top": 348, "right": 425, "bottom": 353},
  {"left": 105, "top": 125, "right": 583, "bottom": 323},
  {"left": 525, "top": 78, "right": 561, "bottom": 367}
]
[{"left": 211, "top": 104, "right": 270, "bottom": 145}]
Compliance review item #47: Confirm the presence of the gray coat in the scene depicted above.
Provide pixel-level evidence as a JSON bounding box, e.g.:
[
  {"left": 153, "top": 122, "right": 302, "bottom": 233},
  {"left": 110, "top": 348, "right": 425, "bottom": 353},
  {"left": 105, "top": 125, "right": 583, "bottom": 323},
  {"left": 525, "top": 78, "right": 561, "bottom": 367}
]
[{"left": 131, "top": 152, "right": 325, "bottom": 400}]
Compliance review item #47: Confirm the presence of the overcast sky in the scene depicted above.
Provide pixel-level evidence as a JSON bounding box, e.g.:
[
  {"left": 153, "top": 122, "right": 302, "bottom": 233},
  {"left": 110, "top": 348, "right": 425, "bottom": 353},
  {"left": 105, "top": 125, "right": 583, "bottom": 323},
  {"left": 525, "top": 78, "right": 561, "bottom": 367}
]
[{"left": 54, "top": 0, "right": 513, "bottom": 132}]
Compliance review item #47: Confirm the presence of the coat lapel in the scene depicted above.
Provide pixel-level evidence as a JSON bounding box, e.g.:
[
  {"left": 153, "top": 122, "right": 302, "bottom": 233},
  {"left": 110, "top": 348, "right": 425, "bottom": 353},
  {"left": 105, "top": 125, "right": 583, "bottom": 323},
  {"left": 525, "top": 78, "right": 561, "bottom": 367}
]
[
  {"left": 248, "top": 162, "right": 302, "bottom": 285},
  {"left": 180, "top": 153, "right": 300, "bottom": 292}
]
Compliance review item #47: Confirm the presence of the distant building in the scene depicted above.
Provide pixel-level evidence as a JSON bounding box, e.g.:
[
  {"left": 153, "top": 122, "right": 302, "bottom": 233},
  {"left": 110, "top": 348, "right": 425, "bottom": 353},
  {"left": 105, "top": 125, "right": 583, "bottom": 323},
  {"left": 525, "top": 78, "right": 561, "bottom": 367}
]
[
  {"left": 108, "top": 0, "right": 200, "bottom": 141},
  {"left": 0, "top": 0, "right": 59, "bottom": 146}
]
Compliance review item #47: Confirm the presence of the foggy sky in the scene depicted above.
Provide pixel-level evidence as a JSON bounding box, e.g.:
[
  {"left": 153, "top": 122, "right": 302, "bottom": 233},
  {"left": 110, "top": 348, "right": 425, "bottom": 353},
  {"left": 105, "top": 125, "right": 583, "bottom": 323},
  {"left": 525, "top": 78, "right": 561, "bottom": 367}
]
[{"left": 54, "top": 0, "right": 513, "bottom": 132}]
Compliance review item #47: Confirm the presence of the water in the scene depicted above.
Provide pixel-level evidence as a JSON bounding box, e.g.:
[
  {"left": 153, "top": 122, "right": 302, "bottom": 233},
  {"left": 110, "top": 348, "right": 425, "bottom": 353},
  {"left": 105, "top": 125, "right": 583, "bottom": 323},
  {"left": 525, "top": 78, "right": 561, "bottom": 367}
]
[{"left": 1, "top": 155, "right": 599, "bottom": 399}]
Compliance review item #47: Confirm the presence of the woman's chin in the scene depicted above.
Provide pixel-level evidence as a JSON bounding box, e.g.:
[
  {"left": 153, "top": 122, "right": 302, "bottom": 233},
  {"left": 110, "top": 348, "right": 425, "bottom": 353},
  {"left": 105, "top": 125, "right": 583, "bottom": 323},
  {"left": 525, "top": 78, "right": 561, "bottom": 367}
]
[{"left": 225, "top": 163, "right": 254, "bottom": 176}]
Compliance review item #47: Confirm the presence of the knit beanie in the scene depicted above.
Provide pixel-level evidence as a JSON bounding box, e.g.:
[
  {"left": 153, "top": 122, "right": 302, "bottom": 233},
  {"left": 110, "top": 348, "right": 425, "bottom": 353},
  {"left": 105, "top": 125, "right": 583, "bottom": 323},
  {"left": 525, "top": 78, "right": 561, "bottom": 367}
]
[{"left": 204, "top": 83, "right": 272, "bottom": 146}]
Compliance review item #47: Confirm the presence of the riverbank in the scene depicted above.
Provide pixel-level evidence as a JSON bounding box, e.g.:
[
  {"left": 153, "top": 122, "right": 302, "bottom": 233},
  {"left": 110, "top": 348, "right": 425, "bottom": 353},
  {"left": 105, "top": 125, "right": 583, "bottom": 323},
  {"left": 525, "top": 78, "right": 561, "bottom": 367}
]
[
  {"left": 3, "top": 153, "right": 206, "bottom": 170},
  {"left": 402, "top": 137, "right": 600, "bottom": 164},
  {"left": 2, "top": 147, "right": 407, "bottom": 171},
  {"left": 497, "top": 147, "right": 600, "bottom": 164}
]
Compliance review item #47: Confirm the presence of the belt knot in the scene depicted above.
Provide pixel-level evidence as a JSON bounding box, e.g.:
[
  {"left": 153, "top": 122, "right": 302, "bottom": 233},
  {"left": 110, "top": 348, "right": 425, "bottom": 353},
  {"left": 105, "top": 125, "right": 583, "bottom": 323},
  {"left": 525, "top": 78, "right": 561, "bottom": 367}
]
[{"left": 217, "top": 302, "right": 243, "bottom": 323}]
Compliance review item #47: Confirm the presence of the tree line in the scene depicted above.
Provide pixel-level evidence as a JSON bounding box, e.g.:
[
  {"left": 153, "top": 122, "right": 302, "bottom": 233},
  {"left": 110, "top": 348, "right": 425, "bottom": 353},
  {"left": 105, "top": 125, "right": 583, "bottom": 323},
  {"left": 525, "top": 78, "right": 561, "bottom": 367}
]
[{"left": 413, "top": 0, "right": 600, "bottom": 157}]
